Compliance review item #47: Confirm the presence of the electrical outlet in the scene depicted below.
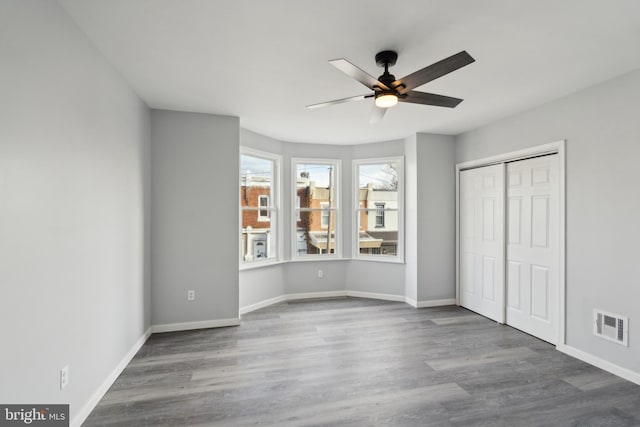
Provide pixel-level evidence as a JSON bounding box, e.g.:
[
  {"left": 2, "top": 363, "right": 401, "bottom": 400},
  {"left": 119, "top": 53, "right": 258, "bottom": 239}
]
[
  {"left": 187, "top": 290, "right": 195, "bottom": 301},
  {"left": 318, "top": 270, "right": 323, "bottom": 279},
  {"left": 60, "top": 365, "right": 69, "bottom": 390}
]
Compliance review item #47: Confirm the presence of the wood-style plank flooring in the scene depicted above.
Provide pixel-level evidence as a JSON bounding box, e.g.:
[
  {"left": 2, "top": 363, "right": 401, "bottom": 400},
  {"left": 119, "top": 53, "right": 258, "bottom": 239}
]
[{"left": 85, "top": 298, "right": 640, "bottom": 426}]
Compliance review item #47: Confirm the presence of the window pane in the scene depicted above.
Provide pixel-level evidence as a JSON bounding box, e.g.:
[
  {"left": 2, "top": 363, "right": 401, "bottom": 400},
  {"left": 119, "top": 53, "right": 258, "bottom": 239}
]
[
  {"left": 358, "top": 162, "right": 398, "bottom": 191},
  {"left": 295, "top": 210, "right": 337, "bottom": 255},
  {"left": 358, "top": 210, "right": 398, "bottom": 256},
  {"left": 357, "top": 161, "right": 400, "bottom": 258},
  {"left": 242, "top": 211, "right": 276, "bottom": 262},
  {"left": 241, "top": 153, "right": 276, "bottom": 264},
  {"left": 296, "top": 163, "right": 335, "bottom": 208},
  {"left": 295, "top": 161, "right": 339, "bottom": 257},
  {"left": 241, "top": 155, "right": 272, "bottom": 208}
]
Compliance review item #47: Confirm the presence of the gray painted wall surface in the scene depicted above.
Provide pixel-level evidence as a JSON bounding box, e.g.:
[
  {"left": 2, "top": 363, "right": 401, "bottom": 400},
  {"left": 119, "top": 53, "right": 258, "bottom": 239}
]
[
  {"left": 0, "top": 0, "right": 150, "bottom": 421},
  {"left": 351, "top": 139, "right": 406, "bottom": 158},
  {"left": 345, "top": 261, "right": 406, "bottom": 296},
  {"left": 404, "top": 134, "right": 457, "bottom": 303},
  {"left": 151, "top": 110, "right": 239, "bottom": 324},
  {"left": 283, "top": 262, "right": 350, "bottom": 294},
  {"left": 404, "top": 135, "right": 419, "bottom": 301},
  {"left": 456, "top": 69, "right": 640, "bottom": 375},
  {"left": 239, "top": 264, "right": 285, "bottom": 308},
  {"left": 415, "top": 134, "right": 456, "bottom": 301},
  {"left": 241, "top": 129, "right": 284, "bottom": 156}
]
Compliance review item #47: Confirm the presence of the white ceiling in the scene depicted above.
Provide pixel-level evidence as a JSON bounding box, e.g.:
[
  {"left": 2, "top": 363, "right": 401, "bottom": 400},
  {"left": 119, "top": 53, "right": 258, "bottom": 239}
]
[{"left": 60, "top": 0, "right": 640, "bottom": 145}]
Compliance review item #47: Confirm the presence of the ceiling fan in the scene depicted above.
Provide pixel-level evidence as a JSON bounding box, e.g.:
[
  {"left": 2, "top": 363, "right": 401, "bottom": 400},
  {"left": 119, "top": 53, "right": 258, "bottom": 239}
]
[{"left": 307, "top": 50, "right": 475, "bottom": 123}]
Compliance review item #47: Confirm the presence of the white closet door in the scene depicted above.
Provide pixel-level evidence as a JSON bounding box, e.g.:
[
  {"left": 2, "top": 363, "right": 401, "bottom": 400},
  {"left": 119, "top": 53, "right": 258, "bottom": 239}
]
[
  {"left": 506, "top": 155, "right": 559, "bottom": 344},
  {"left": 459, "top": 164, "right": 505, "bottom": 323}
]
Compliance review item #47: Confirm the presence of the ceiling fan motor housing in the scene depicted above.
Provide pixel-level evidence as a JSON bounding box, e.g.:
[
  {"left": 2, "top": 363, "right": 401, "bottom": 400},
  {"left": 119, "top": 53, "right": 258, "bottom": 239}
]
[
  {"left": 375, "top": 50, "right": 398, "bottom": 68},
  {"left": 375, "top": 50, "right": 399, "bottom": 93}
]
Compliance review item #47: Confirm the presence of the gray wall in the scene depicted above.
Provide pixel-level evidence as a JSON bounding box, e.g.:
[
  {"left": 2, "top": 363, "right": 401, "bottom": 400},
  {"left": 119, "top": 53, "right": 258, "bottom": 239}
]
[
  {"left": 416, "top": 133, "right": 456, "bottom": 301},
  {"left": 456, "top": 69, "right": 640, "bottom": 374},
  {"left": 239, "top": 264, "right": 285, "bottom": 309},
  {"left": 405, "top": 134, "right": 457, "bottom": 303},
  {"left": 284, "top": 262, "right": 350, "bottom": 294},
  {"left": 151, "top": 110, "right": 239, "bottom": 324},
  {"left": 345, "top": 261, "right": 406, "bottom": 296},
  {"left": 0, "top": 0, "right": 150, "bottom": 421},
  {"left": 404, "top": 135, "right": 419, "bottom": 301}
]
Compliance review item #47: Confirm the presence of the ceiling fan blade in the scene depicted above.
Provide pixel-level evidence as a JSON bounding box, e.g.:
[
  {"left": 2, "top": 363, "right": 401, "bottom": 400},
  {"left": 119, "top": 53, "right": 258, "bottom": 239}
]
[
  {"left": 330, "top": 59, "right": 390, "bottom": 91},
  {"left": 370, "top": 105, "right": 387, "bottom": 123},
  {"left": 306, "top": 94, "right": 372, "bottom": 109},
  {"left": 399, "top": 91, "right": 464, "bottom": 108},
  {"left": 393, "top": 51, "right": 475, "bottom": 94}
]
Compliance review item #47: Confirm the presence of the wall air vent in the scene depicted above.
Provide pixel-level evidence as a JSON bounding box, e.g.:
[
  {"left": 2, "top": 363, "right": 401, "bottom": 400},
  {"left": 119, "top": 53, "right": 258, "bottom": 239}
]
[{"left": 593, "top": 309, "right": 628, "bottom": 347}]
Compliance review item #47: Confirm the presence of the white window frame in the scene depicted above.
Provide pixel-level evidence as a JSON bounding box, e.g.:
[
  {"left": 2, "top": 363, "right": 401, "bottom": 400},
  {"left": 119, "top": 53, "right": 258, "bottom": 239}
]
[
  {"left": 292, "top": 157, "right": 342, "bottom": 260},
  {"left": 240, "top": 147, "right": 283, "bottom": 269},
  {"left": 352, "top": 157, "right": 404, "bottom": 263}
]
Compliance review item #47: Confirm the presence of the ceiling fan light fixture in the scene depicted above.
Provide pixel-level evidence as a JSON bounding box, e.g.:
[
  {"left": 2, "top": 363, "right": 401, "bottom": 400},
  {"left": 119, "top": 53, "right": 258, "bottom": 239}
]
[{"left": 375, "top": 92, "right": 398, "bottom": 108}]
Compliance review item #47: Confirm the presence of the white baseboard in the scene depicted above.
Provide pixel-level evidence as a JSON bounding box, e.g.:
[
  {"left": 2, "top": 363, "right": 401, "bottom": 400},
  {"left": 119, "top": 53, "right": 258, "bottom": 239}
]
[
  {"left": 240, "top": 291, "right": 347, "bottom": 315},
  {"left": 557, "top": 343, "right": 640, "bottom": 386},
  {"left": 405, "top": 297, "right": 418, "bottom": 307},
  {"left": 71, "top": 327, "right": 152, "bottom": 427},
  {"left": 405, "top": 297, "right": 457, "bottom": 308},
  {"left": 240, "top": 291, "right": 455, "bottom": 315},
  {"left": 239, "top": 291, "right": 352, "bottom": 315},
  {"left": 240, "top": 290, "right": 397, "bottom": 315},
  {"left": 416, "top": 298, "right": 457, "bottom": 308},
  {"left": 346, "top": 290, "right": 405, "bottom": 302},
  {"left": 239, "top": 295, "right": 288, "bottom": 315},
  {"left": 151, "top": 318, "right": 240, "bottom": 333},
  {"left": 285, "top": 290, "right": 348, "bottom": 301}
]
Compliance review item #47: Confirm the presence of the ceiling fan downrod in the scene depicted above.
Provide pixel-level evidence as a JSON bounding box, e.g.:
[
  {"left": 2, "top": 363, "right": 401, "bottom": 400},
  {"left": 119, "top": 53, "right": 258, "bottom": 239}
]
[{"left": 375, "top": 50, "right": 398, "bottom": 90}]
